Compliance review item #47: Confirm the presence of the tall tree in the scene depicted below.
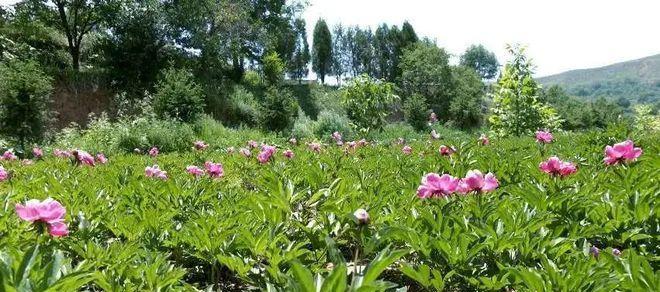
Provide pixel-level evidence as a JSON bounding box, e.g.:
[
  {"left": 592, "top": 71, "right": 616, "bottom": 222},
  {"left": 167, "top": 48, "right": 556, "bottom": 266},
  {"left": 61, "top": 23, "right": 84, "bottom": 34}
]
[
  {"left": 460, "top": 44, "right": 499, "bottom": 80},
  {"left": 330, "top": 23, "right": 346, "bottom": 84},
  {"left": 353, "top": 27, "right": 374, "bottom": 76},
  {"left": 399, "top": 21, "right": 418, "bottom": 48},
  {"left": 373, "top": 24, "right": 392, "bottom": 80},
  {"left": 287, "top": 18, "right": 309, "bottom": 82},
  {"left": 311, "top": 18, "right": 332, "bottom": 84}
]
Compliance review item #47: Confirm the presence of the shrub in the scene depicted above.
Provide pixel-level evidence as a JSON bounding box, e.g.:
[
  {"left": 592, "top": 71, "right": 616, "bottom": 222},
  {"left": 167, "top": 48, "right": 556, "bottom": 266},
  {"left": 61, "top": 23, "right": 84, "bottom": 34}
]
[
  {"left": 117, "top": 117, "right": 195, "bottom": 153},
  {"left": 403, "top": 94, "right": 430, "bottom": 131},
  {"left": 262, "top": 52, "right": 285, "bottom": 86},
  {"left": 243, "top": 70, "right": 262, "bottom": 89},
  {"left": 291, "top": 113, "right": 316, "bottom": 140},
  {"left": 0, "top": 59, "right": 53, "bottom": 150},
  {"left": 341, "top": 75, "right": 397, "bottom": 132},
  {"left": 228, "top": 86, "right": 261, "bottom": 127},
  {"left": 153, "top": 68, "right": 205, "bottom": 123},
  {"left": 314, "top": 110, "right": 353, "bottom": 140},
  {"left": 449, "top": 66, "right": 485, "bottom": 129},
  {"left": 311, "top": 84, "right": 342, "bottom": 115},
  {"left": 260, "top": 87, "right": 299, "bottom": 132}
]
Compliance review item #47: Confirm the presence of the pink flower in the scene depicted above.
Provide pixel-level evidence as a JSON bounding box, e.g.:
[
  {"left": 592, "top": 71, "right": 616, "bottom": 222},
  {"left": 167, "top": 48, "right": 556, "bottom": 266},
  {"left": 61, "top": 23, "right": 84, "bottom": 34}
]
[
  {"left": 439, "top": 145, "right": 456, "bottom": 156},
  {"left": 539, "top": 156, "right": 577, "bottom": 177},
  {"left": 331, "top": 132, "right": 343, "bottom": 145},
  {"left": 353, "top": 208, "right": 370, "bottom": 225},
  {"left": 22, "top": 159, "right": 34, "bottom": 165},
  {"left": 457, "top": 170, "right": 499, "bottom": 194},
  {"left": 226, "top": 147, "right": 235, "bottom": 154},
  {"left": 0, "top": 166, "right": 9, "bottom": 181},
  {"left": 2, "top": 150, "right": 17, "bottom": 161},
  {"left": 96, "top": 153, "right": 108, "bottom": 164},
  {"left": 15, "top": 198, "right": 69, "bottom": 237},
  {"left": 429, "top": 112, "right": 438, "bottom": 124},
  {"left": 289, "top": 137, "right": 298, "bottom": 145},
  {"left": 33, "top": 147, "right": 43, "bottom": 159},
  {"left": 73, "top": 150, "right": 95, "bottom": 166},
  {"left": 535, "top": 130, "right": 553, "bottom": 144},
  {"left": 247, "top": 140, "right": 259, "bottom": 149},
  {"left": 417, "top": 173, "right": 460, "bottom": 199},
  {"left": 239, "top": 148, "right": 251, "bottom": 157},
  {"left": 54, "top": 149, "right": 72, "bottom": 158},
  {"left": 402, "top": 145, "right": 412, "bottom": 155},
  {"left": 283, "top": 149, "right": 294, "bottom": 159},
  {"left": 357, "top": 139, "right": 368, "bottom": 147},
  {"left": 149, "top": 147, "right": 159, "bottom": 157},
  {"left": 257, "top": 145, "right": 276, "bottom": 164},
  {"left": 193, "top": 140, "right": 208, "bottom": 151},
  {"left": 145, "top": 165, "right": 168, "bottom": 180},
  {"left": 186, "top": 165, "right": 205, "bottom": 177},
  {"left": 479, "top": 134, "right": 490, "bottom": 146},
  {"left": 603, "top": 140, "right": 642, "bottom": 165},
  {"left": 396, "top": 137, "right": 405, "bottom": 145},
  {"left": 204, "top": 161, "right": 224, "bottom": 178},
  {"left": 308, "top": 142, "right": 321, "bottom": 153},
  {"left": 430, "top": 130, "right": 440, "bottom": 140},
  {"left": 345, "top": 141, "right": 358, "bottom": 152}
]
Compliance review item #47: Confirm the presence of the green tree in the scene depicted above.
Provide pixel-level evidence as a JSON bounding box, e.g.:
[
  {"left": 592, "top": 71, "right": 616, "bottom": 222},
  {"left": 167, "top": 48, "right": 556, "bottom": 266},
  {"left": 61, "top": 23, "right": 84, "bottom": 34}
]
[
  {"left": 262, "top": 51, "right": 285, "bottom": 86},
  {"left": 330, "top": 24, "right": 346, "bottom": 84},
  {"left": 341, "top": 74, "right": 397, "bottom": 132},
  {"left": 403, "top": 94, "right": 430, "bottom": 131},
  {"left": 288, "top": 18, "right": 310, "bottom": 83},
  {"left": 153, "top": 68, "right": 205, "bottom": 123},
  {"left": 460, "top": 44, "right": 499, "bottom": 80},
  {"left": 373, "top": 24, "right": 392, "bottom": 80},
  {"left": 399, "top": 41, "right": 454, "bottom": 119},
  {"left": 0, "top": 59, "right": 53, "bottom": 150},
  {"left": 260, "top": 87, "right": 299, "bottom": 132},
  {"left": 449, "top": 66, "right": 485, "bottom": 128},
  {"left": 489, "top": 45, "right": 562, "bottom": 136},
  {"left": 312, "top": 18, "right": 332, "bottom": 84}
]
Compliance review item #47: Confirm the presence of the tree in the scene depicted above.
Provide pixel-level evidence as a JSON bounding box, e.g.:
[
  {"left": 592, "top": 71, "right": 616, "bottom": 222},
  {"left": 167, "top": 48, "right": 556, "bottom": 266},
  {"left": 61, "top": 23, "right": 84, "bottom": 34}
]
[
  {"left": 460, "top": 44, "right": 499, "bottom": 80},
  {"left": 262, "top": 51, "right": 284, "bottom": 86},
  {"left": 341, "top": 74, "right": 397, "bottom": 132},
  {"left": 399, "top": 21, "right": 418, "bottom": 49},
  {"left": 287, "top": 18, "right": 310, "bottom": 83},
  {"left": 312, "top": 18, "right": 332, "bottom": 84},
  {"left": 153, "top": 68, "right": 205, "bottom": 123},
  {"left": 373, "top": 24, "right": 392, "bottom": 80},
  {"left": 330, "top": 24, "right": 346, "bottom": 84},
  {"left": 403, "top": 94, "right": 430, "bottom": 131},
  {"left": 489, "top": 45, "right": 562, "bottom": 136},
  {"left": 399, "top": 41, "right": 454, "bottom": 119},
  {"left": 449, "top": 66, "right": 485, "bottom": 128}
]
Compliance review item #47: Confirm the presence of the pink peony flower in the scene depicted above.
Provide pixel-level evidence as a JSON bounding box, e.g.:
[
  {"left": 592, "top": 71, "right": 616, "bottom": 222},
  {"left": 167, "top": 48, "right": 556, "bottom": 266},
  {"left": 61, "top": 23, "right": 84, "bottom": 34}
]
[
  {"left": 357, "top": 139, "right": 368, "bottom": 147},
  {"left": 204, "top": 161, "right": 224, "bottom": 178},
  {"left": 417, "top": 173, "right": 460, "bottom": 199},
  {"left": 15, "top": 198, "right": 69, "bottom": 237},
  {"left": 33, "top": 147, "right": 43, "bottom": 159},
  {"left": 535, "top": 130, "right": 553, "bottom": 144},
  {"left": 186, "top": 165, "right": 205, "bottom": 177},
  {"left": 539, "top": 156, "right": 577, "bottom": 177},
  {"left": 479, "top": 134, "right": 490, "bottom": 146},
  {"left": 96, "top": 153, "right": 108, "bottom": 164},
  {"left": 430, "top": 130, "right": 440, "bottom": 140},
  {"left": 22, "top": 159, "right": 34, "bottom": 165},
  {"left": 402, "top": 145, "right": 412, "bottom": 155},
  {"left": 2, "top": 150, "right": 17, "bottom": 161},
  {"left": 289, "top": 137, "right": 298, "bottom": 145},
  {"left": 331, "top": 131, "right": 343, "bottom": 145},
  {"left": 345, "top": 141, "right": 358, "bottom": 152},
  {"left": 353, "top": 208, "right": 370, "bottom": 225},
  {"left": 439, "top": 145, "right": 456, "bottom": 156},
  {"left": 145, "top": 165, "right": 168, "bottom": 180},
  {"left": 456, "top": 170, "right": 499, "bottom": 194},
  {"left": 396, "top": 137, "right": 405, "bottom": 145},
  {"left": 149, "top": 147, "right": 159, "bottom": 157},
  {"left": 429, "top": 112, "right": 438, "bottom": 124},
  {"left": 603, "top": 140, "right": 642, "bottom": 165},
  {"left": 54, "top": 149, "right": 72, "bottom": 158},
  {"left": 0, "top": 166, "right": 9, "bottom": 181},
  {"left": 257, "top": 145, "right": 276, "bottom": 164},
  {"left": 239, "top": 148, "right": 251, "bottom": 157},
  {"left": 247, "top": 140, "right": 259, "bottom": 149},
  {"left": 193, "top": 140, "right": 208, "bottom": 151},
  {"left": 73, "top": 150, "right": 95, "bottom": 166},
  {"left": 283, "top": 149, "right": 294, "bottom": 159},
  {"left": 308, "top": 142, "right": 321, "bottom": 153}
]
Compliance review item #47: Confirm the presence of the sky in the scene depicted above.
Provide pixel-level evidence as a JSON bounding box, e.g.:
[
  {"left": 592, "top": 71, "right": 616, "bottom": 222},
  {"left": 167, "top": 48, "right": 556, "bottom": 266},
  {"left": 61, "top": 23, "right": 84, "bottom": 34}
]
[{"left": 2, "top": 0, "right": 658, "bottom": 77}]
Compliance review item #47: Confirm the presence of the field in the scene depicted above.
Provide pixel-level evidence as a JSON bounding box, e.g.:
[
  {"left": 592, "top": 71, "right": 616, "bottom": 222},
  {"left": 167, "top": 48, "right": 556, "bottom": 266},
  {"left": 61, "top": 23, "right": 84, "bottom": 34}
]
[{"left": 1, "top": 128, "right": 658, "bottom": 291}]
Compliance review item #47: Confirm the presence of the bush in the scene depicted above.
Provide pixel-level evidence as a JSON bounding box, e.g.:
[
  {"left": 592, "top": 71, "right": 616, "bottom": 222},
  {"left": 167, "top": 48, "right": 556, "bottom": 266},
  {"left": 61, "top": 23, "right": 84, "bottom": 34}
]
[
  {"left": 153, "top": 68, "right": 205, "bottom": 123},
  {"left": 403, "top": 94, "right": 430, "bottom": 131},
  {"left": 228, "top": 86, "right": 261, "bottom": 127},
  {"left": 260, "top": 87, "right": 299, "bottom": 132},
  {"left": 117, "top": 117, "right": 195, "bottom": 153},
  {"left": 314, "top": 110, "right": 353, "bottom": 140},
  {"left": 291, "top": 113, "right": 316, "bottom": 140},
  {"left": 0, "top": 59, "right": 53, "bottom": 150},
  {"left": 449, "top": 66, "right": 485, "bottom": 129},
  {"left": 341, "top": 75, "right": 397, "bottom": 133},
  {"left": 262, "top": 52, "right": 284, "bottom": 86}
]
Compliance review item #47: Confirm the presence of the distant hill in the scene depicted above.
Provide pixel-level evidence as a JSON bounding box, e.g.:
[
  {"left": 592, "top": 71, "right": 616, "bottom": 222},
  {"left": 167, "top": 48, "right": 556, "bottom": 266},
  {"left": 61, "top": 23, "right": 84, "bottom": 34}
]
[{"left": 537, "top": 54, "right": 660, "bottom": 104}]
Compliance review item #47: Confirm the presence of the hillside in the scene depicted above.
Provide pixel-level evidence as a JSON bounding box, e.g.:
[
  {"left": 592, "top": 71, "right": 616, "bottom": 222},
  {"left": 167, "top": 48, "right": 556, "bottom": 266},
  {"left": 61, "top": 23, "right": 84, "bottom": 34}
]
[{"left": 537, "top": 54, "right": 660, "bottom": 104}]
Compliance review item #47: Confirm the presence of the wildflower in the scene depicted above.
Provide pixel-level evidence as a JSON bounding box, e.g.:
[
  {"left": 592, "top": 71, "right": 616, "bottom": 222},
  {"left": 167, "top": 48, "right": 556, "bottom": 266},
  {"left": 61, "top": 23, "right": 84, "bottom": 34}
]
[
  {"left": 204, "top": 161, "right": 224, "bottom": 178},
  {"left": 331, "top": 131, "right": 343, "bottom": 145},
  {"left": 33, "top": 147, "right": 43, "bottom": 159},
  {"left": 345, "top": 141, "right": 358, "bottom": 152},
  {"left": 308, "top": 142, "right": 321, "bottom": 153},
  {"left": 149, "top": 147, "right": 159, "bottom": 157},
  {"left": 357, "top": 139, "right": 368, "bottom": 147},
  {"left": 479, "top": 134, "right": 490, "bottom": 146},
  {"left": 2, "top": 150, "right": 17, "bottom": 161},
  {"left": 133, "top": 148, "right": 142, "bottom": 154},
  {"left": 54, "top": 149, "right": 72, "bottom": 158},
  {"left": 603, "top": 140, "right": 642, "bottom": 165},
  {"left": 289, "top": 137, "right": 297, "bottom": 145},
  {"left": 429, "top": 112, "right": 438, "bottom": 124},
  {"left": 22, "top": 159, "right": 34, "bottom": 165},
  {"left": 353, "top": 208, "right": 370, "bottom": 225},
  {"left": 283, "top": 149, "right": 294, "bottom": 159},
  {"left": 15, "top": 198, "right": 69, "bottom": 237},
  {"left": 590, "top": 246, "right": 600, "bottom": 259},
  {"left": 186, "top": 165, "right": 205, "bottom": 178},
  {"left": 145, "top": 165, "right": 167, "bottom": 180},
  {"left": 247, "top": 140, "right": 259, "bottom": 149},
  {"left": 612, "top": 248, "right": 622, "bottom": 257},
  {"left": 430, "top": 130, "right": 440, "bottom": 140},
  {"left": 396, "top": 137, "right": 405, "bottom": 145},
  {"left": 193, "top": 140, "right": 208, "bottom": 151},
  {"left": 72, "top": 150, "right": 95, "bottom": 166},
  {"left": 0, "top": 166, "right": 9, "bottom": 181},
  {"left": 402, "top": 145, "right": 412, "bottom": 155},
  {"left": 439, "top": 145, "right": 456, "bottom": 156},
  {"left": 456, "top": 170, "right": 499, "bottom": 194},
  {"left": 96, "top": 153, "right": 108, "bottom": 164},
  {"left": 535, "top": 130, "right": 553, "bottom": 144},
  {"left": 239, "top": 148, "right": 251, "bottom": 157},
  {"left": 257, "top": 145, "right": 276, "bottom": 164},
  {"left": 539, "top": 156, "right": 577, "bottom": 177},
  {"left": 417, "top": 173, "right": 460, "bottom": 198}
]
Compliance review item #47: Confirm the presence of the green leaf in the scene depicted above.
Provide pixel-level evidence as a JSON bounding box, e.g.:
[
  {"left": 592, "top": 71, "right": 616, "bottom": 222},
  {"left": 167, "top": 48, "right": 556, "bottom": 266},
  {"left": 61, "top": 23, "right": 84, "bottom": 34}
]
[
  {"left": 15, "top": 244, "right": 39, "bottom": 289},
  {"left": 321, "top": 264, "right": 347, "bottom": 292},
  {"left": 361, "top": 247, "right": 408, "bottom": 285},
  {"left": 290, "top": 261, "right": 315, "bottom": 292}
]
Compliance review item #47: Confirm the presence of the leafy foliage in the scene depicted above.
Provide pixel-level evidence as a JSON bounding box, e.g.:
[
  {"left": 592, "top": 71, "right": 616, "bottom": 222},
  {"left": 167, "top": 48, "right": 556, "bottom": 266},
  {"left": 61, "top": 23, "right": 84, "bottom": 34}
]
[
  {"left": 260, "top": 87, "right": 299, "bottom": 132},
  {"left": 460, "top": 44, "right": 500, "bottom": 80},
  {"left": 403, "top": 94, "right": 430, "bottom": 131},
  {"left": 153, "top": 68, "right": 205, "bottom": 123},
  {"left": 262, "top": 52, "right": 285, "bottom": 87},
  {"left": 341, "top": 75, "right": 397, "bottom": 132},
  {"left": 312, "top": 19, "right": 332, "bottom": 84}
]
